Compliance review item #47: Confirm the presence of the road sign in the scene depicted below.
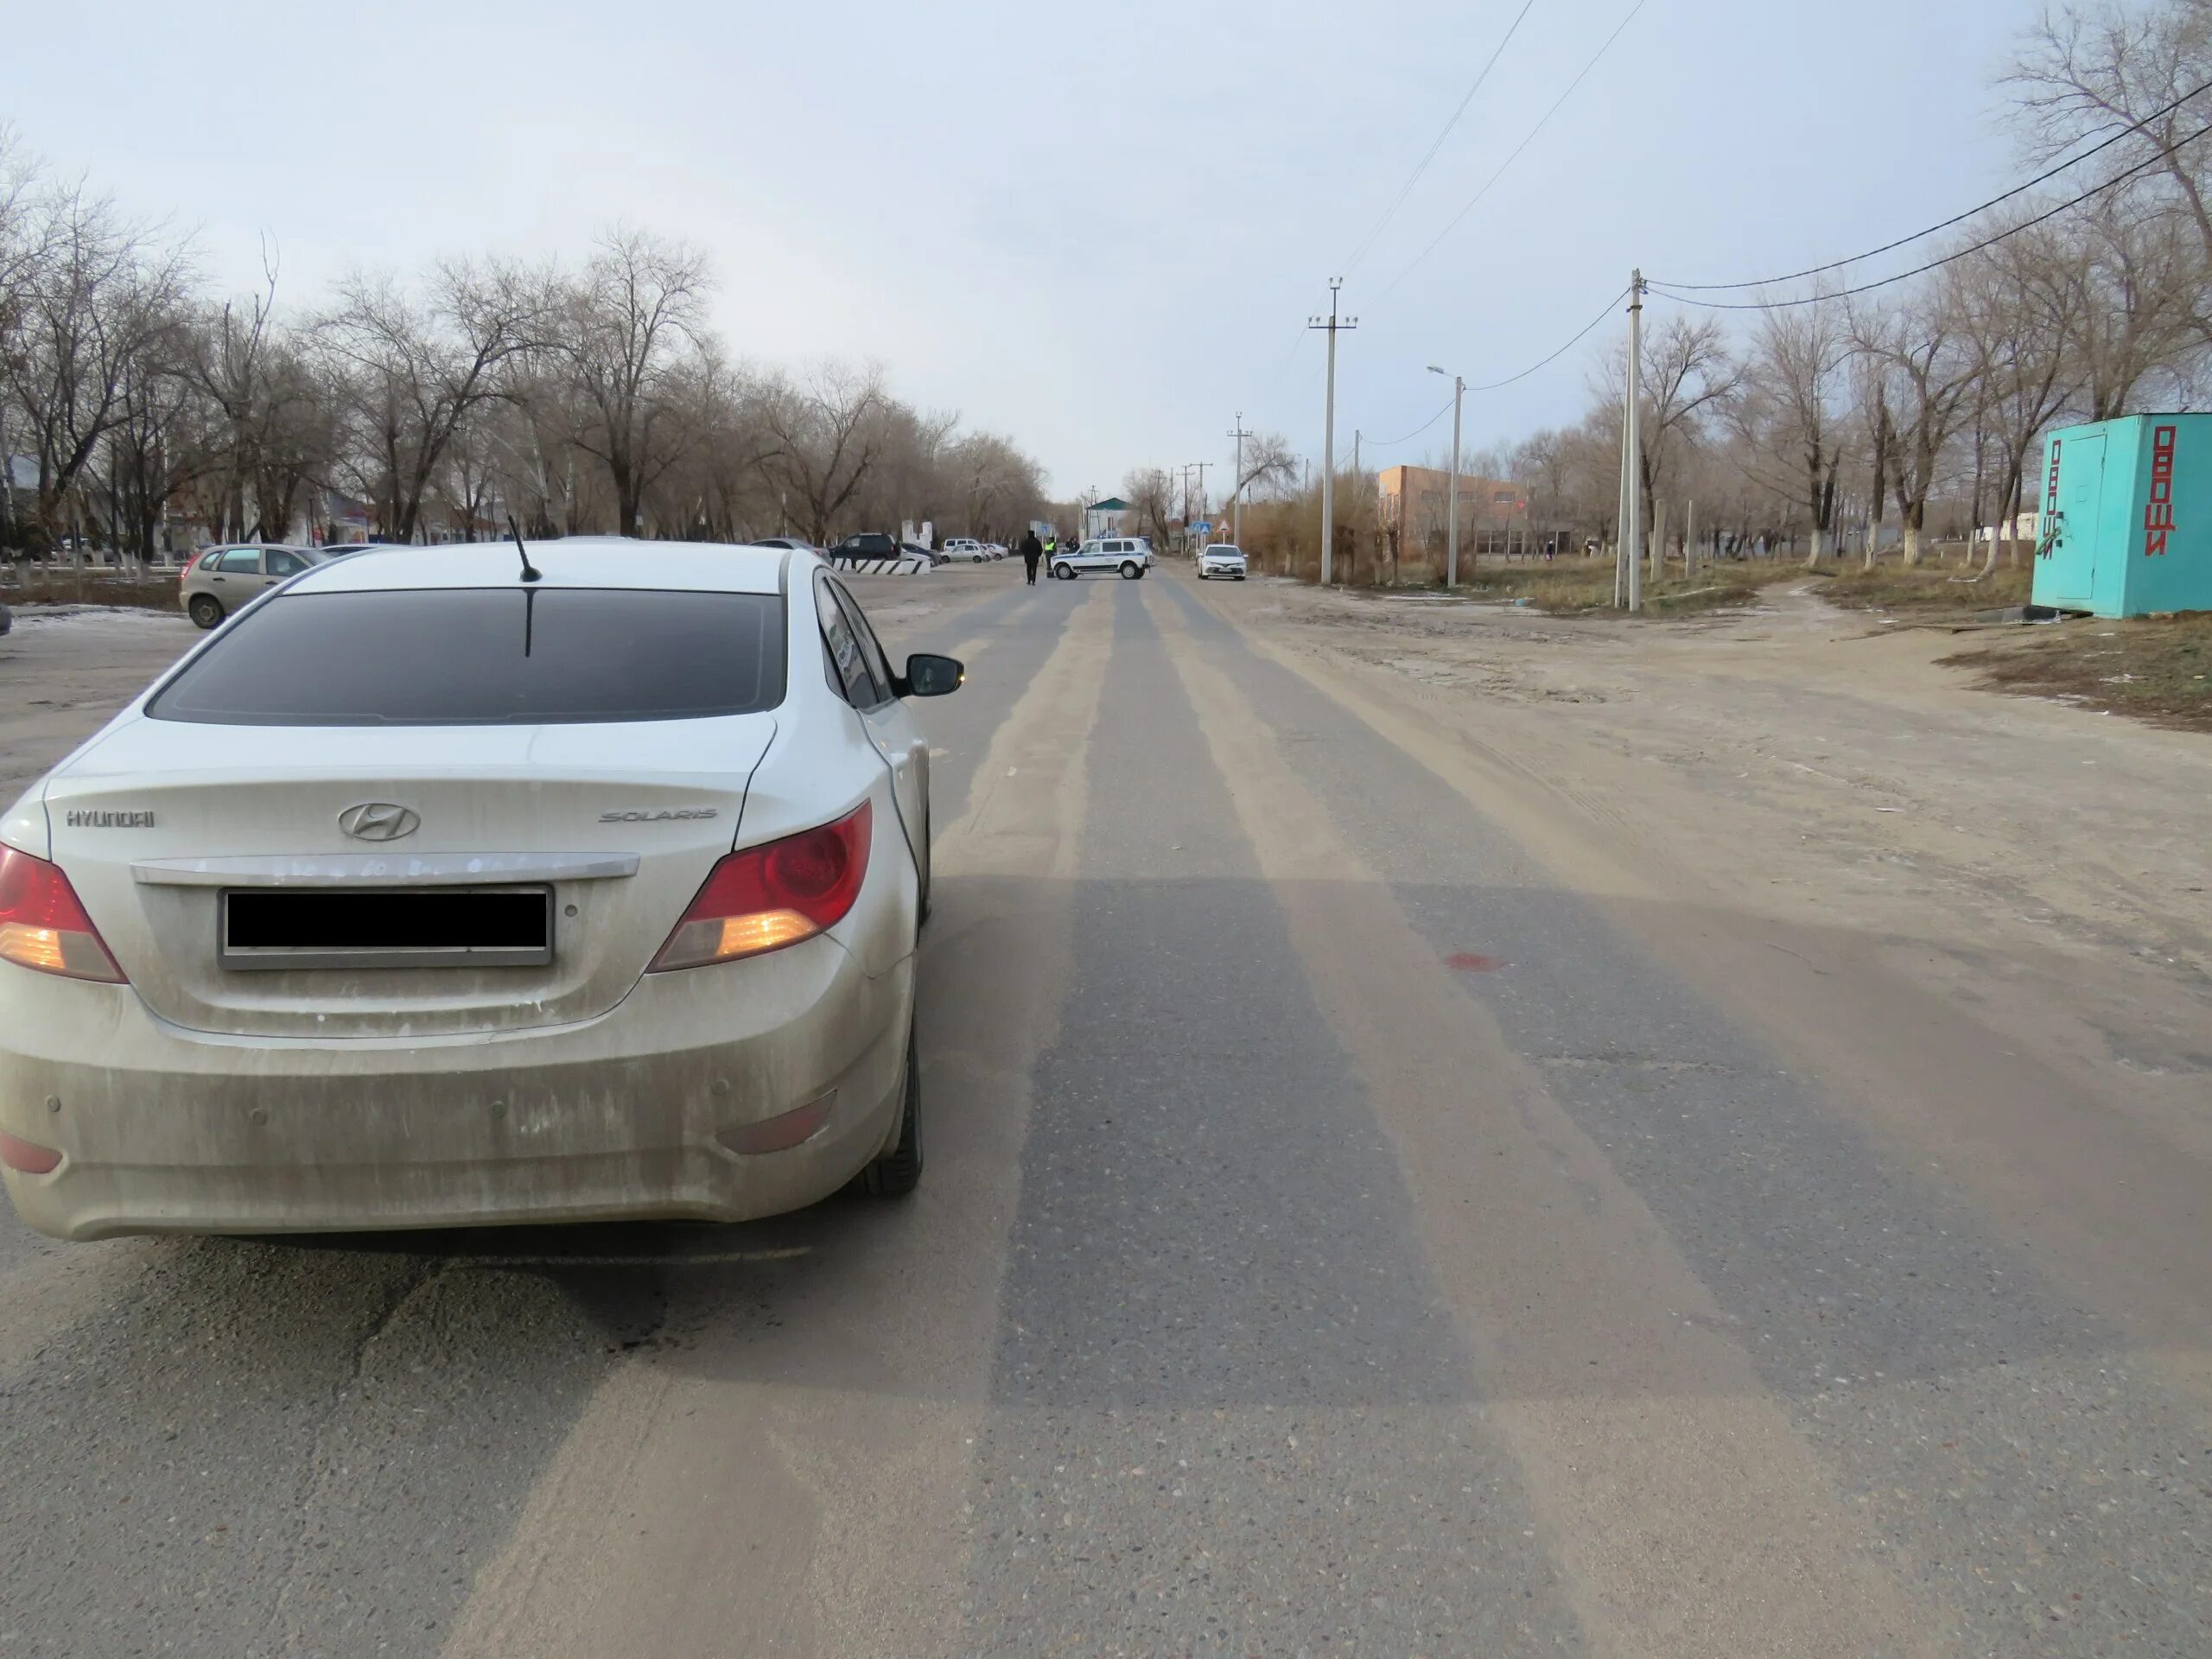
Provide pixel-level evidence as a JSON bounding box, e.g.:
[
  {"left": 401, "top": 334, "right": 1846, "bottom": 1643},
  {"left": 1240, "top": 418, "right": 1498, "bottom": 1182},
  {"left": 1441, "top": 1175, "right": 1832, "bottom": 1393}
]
[{"left": 1190, "top": 521, "right": 1212, "bottom": 535}]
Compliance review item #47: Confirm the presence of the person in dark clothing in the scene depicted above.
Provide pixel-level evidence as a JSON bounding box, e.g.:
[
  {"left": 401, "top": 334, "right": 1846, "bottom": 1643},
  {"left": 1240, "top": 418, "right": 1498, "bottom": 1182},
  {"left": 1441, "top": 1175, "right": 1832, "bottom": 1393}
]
[{"left": 1020, "top": 530, "right": 1043, "bottom": 584}]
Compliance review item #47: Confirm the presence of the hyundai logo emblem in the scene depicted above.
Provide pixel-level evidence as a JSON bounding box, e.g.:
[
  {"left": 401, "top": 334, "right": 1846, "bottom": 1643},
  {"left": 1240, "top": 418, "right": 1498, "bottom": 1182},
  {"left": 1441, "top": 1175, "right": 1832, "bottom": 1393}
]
[{"left": 338, "top": 802, "right": 421, "bottom": 842}]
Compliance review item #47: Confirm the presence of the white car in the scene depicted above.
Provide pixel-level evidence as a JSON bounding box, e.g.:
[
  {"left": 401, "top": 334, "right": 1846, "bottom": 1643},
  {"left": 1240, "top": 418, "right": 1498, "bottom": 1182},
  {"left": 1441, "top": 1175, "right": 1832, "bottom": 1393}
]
[
  {"left": 0, "top": 537, "right": 963, "bottom": 1240},
  {"left": 940, "top": 538, "right": 991, "bottom": 563},
  {"left": 1197, "top": 543, "right": 1248, "bottom": 581},
  {"left": 1050, "top": 536, "right": 1152, "bottom": 581}
]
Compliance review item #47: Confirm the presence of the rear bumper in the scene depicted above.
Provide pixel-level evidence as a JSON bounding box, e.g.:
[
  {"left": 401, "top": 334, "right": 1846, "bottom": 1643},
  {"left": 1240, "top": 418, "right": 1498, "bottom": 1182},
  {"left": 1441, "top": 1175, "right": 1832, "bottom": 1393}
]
[{"left": 0, "top": 936, "right": 910, "bottom": 1240}]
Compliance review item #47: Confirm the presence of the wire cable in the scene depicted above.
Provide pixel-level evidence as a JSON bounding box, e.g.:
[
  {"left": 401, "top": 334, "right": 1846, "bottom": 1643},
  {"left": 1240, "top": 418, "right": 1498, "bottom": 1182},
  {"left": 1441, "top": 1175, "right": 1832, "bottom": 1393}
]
[
  {"left": 1342, "top": 0, "right": 1541, "bottom": 275},
  {"left": 1369, "top": 397, "right": 1459, "bottom": 448},
  {"left": 1461, "top": 284, "right": 1631, "bottom": 389},
  {"left": 1379, "top": 0, "right": 1649, "bottom": 299},
  {"left": 1262, "top": 321, "right": 1310, "bottom": 392},
  {"left": 1648, "top": 116, "right": 2212, "bottom": 310},
  {"left": 1650, "top": 71, "right": 2212, "bottom": 292}
]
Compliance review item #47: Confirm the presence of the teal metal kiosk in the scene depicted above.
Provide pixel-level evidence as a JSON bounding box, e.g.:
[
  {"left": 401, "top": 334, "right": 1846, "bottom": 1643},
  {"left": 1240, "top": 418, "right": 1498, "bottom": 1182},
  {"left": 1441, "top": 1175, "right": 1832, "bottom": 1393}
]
[{"left": 2034, "top": 413, "right": 2212, "bottom": 617}]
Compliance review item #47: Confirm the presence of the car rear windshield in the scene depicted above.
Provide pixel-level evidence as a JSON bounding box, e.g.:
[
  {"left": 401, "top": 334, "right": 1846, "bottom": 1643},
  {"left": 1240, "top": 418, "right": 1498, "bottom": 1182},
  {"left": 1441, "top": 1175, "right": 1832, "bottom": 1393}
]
[{"left": 148, "top": 588, "right": 787, "bottom": 726}]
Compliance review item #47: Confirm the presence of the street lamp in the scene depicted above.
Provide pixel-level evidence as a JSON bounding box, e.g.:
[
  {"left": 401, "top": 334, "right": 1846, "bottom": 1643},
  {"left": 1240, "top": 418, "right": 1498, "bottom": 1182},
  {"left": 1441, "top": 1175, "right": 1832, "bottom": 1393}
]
[{"left": 1427, "top": 365, "right": 1465, "bottom": 587}]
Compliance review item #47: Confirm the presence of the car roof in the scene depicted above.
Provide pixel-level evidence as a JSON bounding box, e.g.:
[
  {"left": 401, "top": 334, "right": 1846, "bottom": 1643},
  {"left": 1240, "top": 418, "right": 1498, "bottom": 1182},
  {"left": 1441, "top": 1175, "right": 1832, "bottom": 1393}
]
[{"left": 287, "top": 536, "right": 788, "bottom": 596}]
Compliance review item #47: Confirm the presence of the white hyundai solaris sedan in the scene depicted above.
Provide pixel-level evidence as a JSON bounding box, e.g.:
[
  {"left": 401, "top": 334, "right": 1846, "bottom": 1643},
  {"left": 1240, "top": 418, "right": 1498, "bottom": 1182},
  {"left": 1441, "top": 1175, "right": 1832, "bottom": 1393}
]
[{"left": 0, "top": 538, "right": 962, "bottom": 1239}]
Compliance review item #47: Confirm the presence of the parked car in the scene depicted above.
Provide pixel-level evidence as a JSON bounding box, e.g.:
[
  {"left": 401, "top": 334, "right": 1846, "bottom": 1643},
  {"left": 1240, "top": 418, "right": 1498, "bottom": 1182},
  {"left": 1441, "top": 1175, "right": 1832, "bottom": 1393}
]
[
  {"left": 1049, "top": 536, "right": 1152, "bottom": 581},
  {"left": 0, "top": 537, "right": 966, "bottom": 1239},
  {"left": 832, "top": 533, "right": 900, "bottom": 559},
  {"left": 1197, "top": 543, "right": 1249, "bottom": 581},
  {"left": 178, "top": 544, "right": 334, "bottom": 630},
  {"left": 751, "top": 537, "right": 820, "bottom": 554},
  {"left": 899, "top": 542, "right": 949, "bottom": 567},
  {"left": 940, "top": 538, "right": 991, "bottom": 563},
  {"left": 0, "top": 599, "right": 10, "bottom": 636}
]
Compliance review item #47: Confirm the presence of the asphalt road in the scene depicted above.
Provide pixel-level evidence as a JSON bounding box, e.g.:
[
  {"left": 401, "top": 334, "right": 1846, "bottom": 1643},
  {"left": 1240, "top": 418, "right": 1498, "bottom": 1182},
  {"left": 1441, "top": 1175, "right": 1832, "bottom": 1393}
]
[{"left": 0, "top": 571, "right": 2204, "bottom": 1657}]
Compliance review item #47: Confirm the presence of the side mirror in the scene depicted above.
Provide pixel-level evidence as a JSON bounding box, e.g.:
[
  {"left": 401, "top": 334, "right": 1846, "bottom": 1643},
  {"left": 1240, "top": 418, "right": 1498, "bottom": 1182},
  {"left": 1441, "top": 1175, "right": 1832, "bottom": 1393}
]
[{"left": 901, "top": 652, "right": 963, "bottom": 697}]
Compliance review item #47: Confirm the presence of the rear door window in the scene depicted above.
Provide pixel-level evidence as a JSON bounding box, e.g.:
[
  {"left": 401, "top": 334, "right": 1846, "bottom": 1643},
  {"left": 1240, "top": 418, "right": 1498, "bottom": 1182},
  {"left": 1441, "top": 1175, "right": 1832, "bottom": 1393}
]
[
  {"left": 828, "top": 581, "right": 896, "bottom": 706},
  {"left": 816, "top": 576, "right": 882, "bottom": 706},
  {"left": 148, "top": 588, "right": 787, "bottom": 726}
]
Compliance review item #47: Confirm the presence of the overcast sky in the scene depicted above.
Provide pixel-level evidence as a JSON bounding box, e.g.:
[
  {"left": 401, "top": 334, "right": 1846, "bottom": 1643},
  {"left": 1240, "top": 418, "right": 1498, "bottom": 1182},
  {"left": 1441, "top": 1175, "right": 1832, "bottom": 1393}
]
[{"left": 7, "top": 0, "right": 2038, "bottom": 505}]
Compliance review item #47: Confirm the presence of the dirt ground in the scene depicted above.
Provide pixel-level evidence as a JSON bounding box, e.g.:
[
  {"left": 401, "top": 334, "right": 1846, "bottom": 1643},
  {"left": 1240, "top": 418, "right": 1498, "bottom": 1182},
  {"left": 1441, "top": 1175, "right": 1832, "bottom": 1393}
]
[{"left": 1207, "top": 574, "right": 2212, "bottom": 1182}]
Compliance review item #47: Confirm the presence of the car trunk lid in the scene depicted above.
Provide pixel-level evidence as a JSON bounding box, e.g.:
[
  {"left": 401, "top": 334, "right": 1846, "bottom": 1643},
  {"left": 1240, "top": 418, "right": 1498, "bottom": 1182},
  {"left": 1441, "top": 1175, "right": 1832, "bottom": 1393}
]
[{"left": 41, "top": 715, "right": 773, "bottom": 1038}]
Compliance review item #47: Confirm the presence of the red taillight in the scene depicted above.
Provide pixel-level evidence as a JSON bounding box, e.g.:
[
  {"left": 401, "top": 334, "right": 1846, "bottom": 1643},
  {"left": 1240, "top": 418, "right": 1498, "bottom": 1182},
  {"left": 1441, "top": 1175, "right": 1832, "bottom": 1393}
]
[
  {"left": 0, "top": 1130, "right": 62, "bottom": 1175},
  {"left": 649, "top": 801, "right": 873, "bottom": 972},
  {"left": 0, "top": 848, "right": 126, "bottom": 982}
]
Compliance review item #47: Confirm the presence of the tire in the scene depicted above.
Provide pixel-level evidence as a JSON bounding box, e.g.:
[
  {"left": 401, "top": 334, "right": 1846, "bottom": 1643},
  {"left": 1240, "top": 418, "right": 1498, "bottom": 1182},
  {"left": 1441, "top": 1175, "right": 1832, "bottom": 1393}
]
[
  {"left": 1052, "top": 563, "right": 1073, "bottom": 580},
  {"left": 1120, "top": 560, "right": 1140, "bottom": 579},
  {"left": 855, "top": 1021, "right": 923, "bottom": 1198},
  {"left": 188, "top": 594, "right": 224, "bottom": 630}
]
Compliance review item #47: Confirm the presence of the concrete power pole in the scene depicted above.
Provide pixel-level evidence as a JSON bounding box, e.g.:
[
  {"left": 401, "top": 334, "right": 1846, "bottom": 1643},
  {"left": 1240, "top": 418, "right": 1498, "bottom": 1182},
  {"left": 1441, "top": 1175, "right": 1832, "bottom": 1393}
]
[
  {"left": 1310, "top": 279, "right": 1357, "bottom": 585},
  {"left": 1624, "top": 270, "right": 1645, "bottom": 613},
  {"left": 1228, "top": 415, "right": 1252, "bottom": 544},
  {"left": 1615, "top": 369, "right": 1631, "bottom": 607},
  {"left": 1429, "top": 367, "right": 1465, "bottom": 588}
]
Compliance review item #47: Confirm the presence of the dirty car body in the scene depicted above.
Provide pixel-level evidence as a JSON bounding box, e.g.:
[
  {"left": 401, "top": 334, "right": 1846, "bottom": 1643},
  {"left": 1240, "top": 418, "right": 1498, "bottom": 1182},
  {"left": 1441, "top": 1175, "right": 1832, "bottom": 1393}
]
[{"left": 0, "top": 538, "right": 960, "bottom": 1240}]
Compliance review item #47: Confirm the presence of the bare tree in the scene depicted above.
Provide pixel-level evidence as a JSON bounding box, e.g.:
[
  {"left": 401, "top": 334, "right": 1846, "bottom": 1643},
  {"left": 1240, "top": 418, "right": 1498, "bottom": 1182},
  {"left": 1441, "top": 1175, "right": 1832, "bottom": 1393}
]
[
  {"left": 0, "top": 181, "right": 191, "bottom": 545},
  {"left": 320, "top": 256, "right": 547, "bottom": 542},
  {"left": 1853, "top": 273, "right": 1987, "bottom": 566},
  {"left": 1732, "top": 297, "right": 1851, "bottom": 565},
  {"left": 1848, "top": 355, "right": 1896, "bottom": 569},
  {"left": 1234, "top": 429, "right": 1300, "bottom": 499},
  {"left": 557, "top": 228, "right": 708, "bottom": 536},
  {"left": 2010, "top": 1, "right": 2212, "bottom": 269},
  {"left": 1949, "top": 216, "right": 2084, "bottom": 573},
  {"left": 1602, "top": 314, "right": 1741, "bottom": 573},
  {"left": 760, "top": 362, "right": 887, "bottom": 545},
  {"left": 1121, "top": 466, "right": 1180, "bottom": 543},
  {"left": 946, "top": 430, "right": 1046, "bottom": 541}
]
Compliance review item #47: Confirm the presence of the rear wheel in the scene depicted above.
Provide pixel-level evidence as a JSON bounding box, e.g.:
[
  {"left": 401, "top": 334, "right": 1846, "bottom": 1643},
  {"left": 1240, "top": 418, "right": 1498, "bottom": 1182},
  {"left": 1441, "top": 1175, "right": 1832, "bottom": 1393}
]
[
  {"left": 855, "top": 1022, "right": 923, "bottom": 1198},
  {"left": 188, "top": 593, "right": 224, "bottom": 629}
]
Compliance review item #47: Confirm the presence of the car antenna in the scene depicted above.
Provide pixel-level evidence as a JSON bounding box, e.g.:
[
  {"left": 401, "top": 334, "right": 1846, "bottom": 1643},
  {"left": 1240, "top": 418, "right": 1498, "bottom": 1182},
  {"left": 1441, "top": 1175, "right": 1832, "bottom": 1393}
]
[{"left": 508, "top": 515, "right": 542, "bottom": 582}]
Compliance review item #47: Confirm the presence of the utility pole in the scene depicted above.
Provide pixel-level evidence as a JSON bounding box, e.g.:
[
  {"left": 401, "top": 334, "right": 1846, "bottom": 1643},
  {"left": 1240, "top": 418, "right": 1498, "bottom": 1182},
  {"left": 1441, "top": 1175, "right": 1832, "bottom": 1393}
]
[
  {"left": 1624, "top": 270, "right": 1645, "bottom": 613},
  {"left": 1228, "top": 414, "right": 1252, "bottom": 544},
  {"left": 1189, "top": 462, "right": 1210, "bottom": 537},
  {"left": 1615, "top": 380, "right": 1631, "bottom": 607},
  {"left": 1429, "top": 365, "right": 1465, "bottom": 587},
  {"left": 1310, "top": 279, "right": 1357, "bottom": 585},
  {"left": 1686, "top": 498, "right": 1696, "bottom": 579}
]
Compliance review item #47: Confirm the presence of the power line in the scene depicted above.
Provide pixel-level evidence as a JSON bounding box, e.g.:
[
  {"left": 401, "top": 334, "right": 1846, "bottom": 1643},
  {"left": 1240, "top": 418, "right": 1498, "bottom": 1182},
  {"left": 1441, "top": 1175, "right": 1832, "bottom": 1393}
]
[
  {"left": 1366, "top": 286, "right": 1624, "bottom": 462},
  {"left": 1262, "top": 321, "right": 1310, "bottom": 392},
  {"left": 1649, "top": 115, "right": 2212, "bottom": 310},
  {"left": 1370, "top": 397, "right": 1457, "bottom": 448},
  {"left": 1380, "top": 0, "right": 1649, "bottom": 299},
  {"left": 1651, "top": 71, "right": 2212, "bottom": 292},
  {"left": 1342, "top": 0, "right": 1541, "bottom": 275},
  {"left": 1461, "top": 284, "right": 1631, "bottom": 390}
]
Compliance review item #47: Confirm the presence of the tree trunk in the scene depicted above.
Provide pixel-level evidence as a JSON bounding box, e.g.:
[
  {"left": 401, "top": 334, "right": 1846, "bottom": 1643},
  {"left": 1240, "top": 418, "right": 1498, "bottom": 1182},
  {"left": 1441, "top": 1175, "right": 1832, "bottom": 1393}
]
[
  {"left": 1649, "top": 499, "right": 1668, "bottom": 584},
  {"left": 1901, "top": 507, "right": 1923, "bottom": 568}
]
